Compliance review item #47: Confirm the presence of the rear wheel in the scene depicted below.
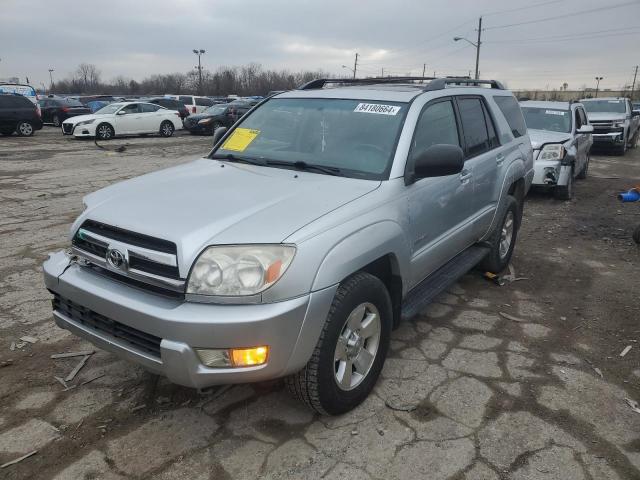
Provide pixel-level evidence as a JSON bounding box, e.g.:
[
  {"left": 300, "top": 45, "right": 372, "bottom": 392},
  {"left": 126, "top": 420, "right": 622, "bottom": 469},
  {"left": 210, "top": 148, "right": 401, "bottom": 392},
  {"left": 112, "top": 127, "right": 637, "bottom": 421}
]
[
  {"left": 478, "top": 195, "right": 520, "bottom": 273},
  {"left": 52, "top": 114, "right": 61, "bottom": 127},
  {"left": 96, "top": 123, "right": 114, "bottom": 140},
  {"left": 159, "top": 121, "right": 174, "bottom": 137},
  {"left": 285, "top": 272, "right": 392, "bottom": 415},
  {"left": 554, "top": 167, "right": 574, "bottom": 200},
  {"left": 16, "top": 121, "right": 34, "bottom": 137}
]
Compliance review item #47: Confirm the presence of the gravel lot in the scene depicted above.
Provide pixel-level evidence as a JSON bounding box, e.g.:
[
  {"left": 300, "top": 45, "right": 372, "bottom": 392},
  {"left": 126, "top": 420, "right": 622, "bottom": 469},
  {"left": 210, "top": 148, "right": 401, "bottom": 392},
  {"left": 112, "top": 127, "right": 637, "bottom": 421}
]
[{"left": 1, "top": 127, "right": 639, "bottom": 479}]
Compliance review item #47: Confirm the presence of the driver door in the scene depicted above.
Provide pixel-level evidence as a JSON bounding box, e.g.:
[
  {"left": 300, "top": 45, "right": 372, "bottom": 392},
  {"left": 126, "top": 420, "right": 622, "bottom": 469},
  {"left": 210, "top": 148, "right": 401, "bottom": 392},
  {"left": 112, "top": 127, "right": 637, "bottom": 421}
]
[{"left": 114, "top": 103, "right": 142, "bottom": 134}]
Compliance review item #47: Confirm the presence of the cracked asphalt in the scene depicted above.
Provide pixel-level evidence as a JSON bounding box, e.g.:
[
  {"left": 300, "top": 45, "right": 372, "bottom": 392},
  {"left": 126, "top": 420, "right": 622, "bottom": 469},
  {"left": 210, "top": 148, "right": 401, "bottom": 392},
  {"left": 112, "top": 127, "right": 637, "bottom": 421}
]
[{"left": 1, "top": 127, "right": 639, "bottom": 479}]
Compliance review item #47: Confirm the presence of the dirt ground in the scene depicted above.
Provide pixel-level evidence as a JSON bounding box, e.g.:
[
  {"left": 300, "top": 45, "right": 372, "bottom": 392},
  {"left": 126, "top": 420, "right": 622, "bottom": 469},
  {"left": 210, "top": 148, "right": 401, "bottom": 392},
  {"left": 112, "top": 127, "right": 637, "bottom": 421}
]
[{"left": 0, "top": 127, "right": 639, "bottom": 480}]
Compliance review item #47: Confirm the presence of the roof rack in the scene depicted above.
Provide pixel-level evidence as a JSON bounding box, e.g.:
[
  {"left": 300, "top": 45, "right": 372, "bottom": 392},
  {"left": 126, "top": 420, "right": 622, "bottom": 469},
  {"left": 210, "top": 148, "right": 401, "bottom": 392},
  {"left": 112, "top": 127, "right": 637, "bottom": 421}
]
[{"left": 298, "top": 76, "right": 504, "bottom": 92}]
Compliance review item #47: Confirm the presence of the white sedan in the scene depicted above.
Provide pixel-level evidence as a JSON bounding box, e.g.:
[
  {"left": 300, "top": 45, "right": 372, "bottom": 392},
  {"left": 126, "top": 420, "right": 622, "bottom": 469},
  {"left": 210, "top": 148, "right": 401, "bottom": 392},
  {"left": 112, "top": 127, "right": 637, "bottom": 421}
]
[{"left": 61, "top": 101, "right": 183, "bottom": 139}]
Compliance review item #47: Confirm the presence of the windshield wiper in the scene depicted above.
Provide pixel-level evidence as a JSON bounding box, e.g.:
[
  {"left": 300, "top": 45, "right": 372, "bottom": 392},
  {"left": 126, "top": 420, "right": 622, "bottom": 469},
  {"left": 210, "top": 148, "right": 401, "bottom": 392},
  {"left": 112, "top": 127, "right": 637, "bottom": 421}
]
[
  {"left": 266, "top": 160, "right": 344, "bottom": 177},
  {"left": 210, "top": 153, "right": 266, "bottom": 166}
]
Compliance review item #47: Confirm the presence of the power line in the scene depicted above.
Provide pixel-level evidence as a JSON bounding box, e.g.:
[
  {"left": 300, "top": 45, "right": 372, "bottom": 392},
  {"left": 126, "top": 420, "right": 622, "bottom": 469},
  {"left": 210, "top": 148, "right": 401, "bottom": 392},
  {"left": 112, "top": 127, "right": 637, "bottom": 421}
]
[
  {"left": 485, "top": 29, "right": 640, "bottom": 44},
  {"left": 482, "top": 0, "right": 565, "bottom": 17},
  {"left": 485, "top": 25, "right": 640, "bottom": 43},
  {"left": 485, "top": 0, "right": 640, "bottom": 30}
]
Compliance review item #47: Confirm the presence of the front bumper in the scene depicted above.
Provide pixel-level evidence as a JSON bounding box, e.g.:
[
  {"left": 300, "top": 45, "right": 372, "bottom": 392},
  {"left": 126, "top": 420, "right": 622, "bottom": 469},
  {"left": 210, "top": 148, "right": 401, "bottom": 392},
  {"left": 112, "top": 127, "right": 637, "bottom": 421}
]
[
  {"left": 61, "top": 123, "right": 96, "bottom": 137},
  {"left": 184, "top": 122, "right": 213, "bottom": 134},
  {"left": 43, "top": 251, "right": 336, "bottom": 389},
  {"left": 592, "top": 132, "right": 624, "bottom": 145}
]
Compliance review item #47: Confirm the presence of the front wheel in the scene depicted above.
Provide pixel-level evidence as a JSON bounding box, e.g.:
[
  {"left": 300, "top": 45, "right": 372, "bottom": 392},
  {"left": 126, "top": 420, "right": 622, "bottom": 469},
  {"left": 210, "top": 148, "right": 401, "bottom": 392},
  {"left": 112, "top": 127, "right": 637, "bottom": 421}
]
[
  {"left": 478, "top": 195, "right": 520, "bottom": 273},
  {"left": 576, "top": 154, "right": 589, "bottom": 180},
  {"left": 53, "top": 115, "right": 61, "bottom": 127},
  {"left": 285, "top": 272, "right": 392, "bottom": 415},
  {"left": 96, "top": 123, "right": 114, "bottom": 140},
  {"left": 16, "top": 121, "right": 34, "bottom": 137},
  {"left": 159, "top": 121, "right": 174, "bottom": 137}
]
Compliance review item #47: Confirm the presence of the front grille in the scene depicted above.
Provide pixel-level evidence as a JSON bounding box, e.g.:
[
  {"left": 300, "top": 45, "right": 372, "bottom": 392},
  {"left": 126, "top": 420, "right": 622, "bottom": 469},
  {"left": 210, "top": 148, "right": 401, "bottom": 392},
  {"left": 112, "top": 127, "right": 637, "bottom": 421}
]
[
  {"left": 52, "top": 294, "right": 162, "bottom": 358},
  {"left": 62, "top": 123, "right": 73, "bottom": 134},
  {"left": 80, "top": 220, "right": 176, "bottom": 254}
]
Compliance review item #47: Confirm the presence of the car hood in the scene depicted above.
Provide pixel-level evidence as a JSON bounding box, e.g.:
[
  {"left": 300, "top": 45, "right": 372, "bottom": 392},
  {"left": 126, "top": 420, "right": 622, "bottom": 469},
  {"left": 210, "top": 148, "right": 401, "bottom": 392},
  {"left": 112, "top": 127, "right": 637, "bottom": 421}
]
[
  {"left": 527, "top": 129, "right": 571, "bottom": 149},
  {"left": 63, "top": 113, "right": 114, "bottom": 124},
  {"left": 585, "top": 112, "right": 626, "bottom": 122},
  {"left": 77, "top": 158, "right": 380, "bottom": 273}
]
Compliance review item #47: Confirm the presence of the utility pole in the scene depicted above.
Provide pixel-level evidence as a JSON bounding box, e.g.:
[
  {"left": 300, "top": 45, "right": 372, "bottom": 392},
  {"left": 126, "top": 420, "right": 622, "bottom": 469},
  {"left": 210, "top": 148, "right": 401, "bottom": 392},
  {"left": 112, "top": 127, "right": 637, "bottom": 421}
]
[
  {"left": 48, "top": 69, "right": 54, "bottom": 92},
  {"left": 422, "top": 63, "right": 426, "bottom": 79},
  {"left": 631, "top": 66, "right": 638, "bottom": 101},
  {"left": 595, "top": 76, "right": 604, "bottom": 97},
  {"left": 381, "top": 67, "right": 384, "bottom": 77},
  {"left": 353, "top": 52, "right": 358, "bottom": 79},
  {"left": 475, "top": 17, "right": 482, "bottom": 80},
  {"left": 193, "top": 49, "right": 205, "bottom": 95}
]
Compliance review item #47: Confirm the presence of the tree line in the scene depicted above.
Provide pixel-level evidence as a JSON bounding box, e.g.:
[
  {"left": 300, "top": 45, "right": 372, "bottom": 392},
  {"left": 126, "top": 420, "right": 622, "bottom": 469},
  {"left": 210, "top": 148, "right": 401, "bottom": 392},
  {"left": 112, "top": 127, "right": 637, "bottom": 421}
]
[{"left": 50, "top": 63, "right": 331, "bottom": 96}]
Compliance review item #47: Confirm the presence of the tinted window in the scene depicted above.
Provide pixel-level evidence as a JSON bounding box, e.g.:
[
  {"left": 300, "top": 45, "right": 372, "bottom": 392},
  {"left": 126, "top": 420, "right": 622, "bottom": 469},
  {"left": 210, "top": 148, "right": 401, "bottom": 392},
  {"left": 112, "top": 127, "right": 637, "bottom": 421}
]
[
  {"left": 412, "top": 100, "right": 460, "bottom": 156},
  {"left": 195, "top": 97, "right": 214, "bottom": 106},
  {"left": 495, "top": 96, "right": 527, "bottom": 138},
  {"left": 62, "top": 98, "right": 84, "bottom": 107},
  {"left": 141, "top": 103, "right": 161, "bottom": 112},
  {"left": 1, "top": 95, "right": 33, "bottom": 108},
  {"left": 121, "top": 104, "right": 140, "bottom": 114},
  {"left": 482, "top": 102, "right": 499, "bottom": 148},
  {"left": 574, "top": 108, "right": 582, "bottom": 129},
  {"left": 458, "top": 98, "right": 490, "bottom": 157},
  {"left": 179, "top": 96, "right": 192, "bottom": 104}
]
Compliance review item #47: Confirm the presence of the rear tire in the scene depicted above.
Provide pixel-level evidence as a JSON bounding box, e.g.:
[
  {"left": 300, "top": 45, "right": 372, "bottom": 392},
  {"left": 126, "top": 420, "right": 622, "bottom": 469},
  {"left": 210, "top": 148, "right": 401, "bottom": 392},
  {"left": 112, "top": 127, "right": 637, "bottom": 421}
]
[
  {"left": 478, "top": 195, "right": 520, "bottom": 273},
  {"left": 285, "top": 272, "right": 392, "bottom": 415},
  {"left": 96, "top": 123, "right": 114, "bottom": 140},
  {"left": 554, "top": 167, "right": 574, "bottom": 200},
  {"left": 159, "top": 121, "right": 174, "bottom": 137},
  {"left": 16, "top": 121, "right": 34, "bottom": 137},
  {"left": 53, "top": 115, "right": 61, "bottom": 127}
]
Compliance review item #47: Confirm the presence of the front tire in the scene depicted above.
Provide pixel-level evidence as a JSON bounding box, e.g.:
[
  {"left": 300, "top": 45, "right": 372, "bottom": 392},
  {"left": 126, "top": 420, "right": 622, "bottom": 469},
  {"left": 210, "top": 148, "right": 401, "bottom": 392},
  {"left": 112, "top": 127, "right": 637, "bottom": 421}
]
[
  {"left": 478, "top": 195, "right": 520, "bottom": 273},
  {"left": 159, "top": 121, "right": 174, "bottom": 137},
  {"left": 285, "top": 272, "right": 392, "bottom": 415},
  {"left": 16, "top": 121, "right": 34, "bottom": 137},
  {"left": 576, "top": 154, "right": 589, "bottom": 180},
  {"left": 554, "top": 167, "right": 574, "bottom": 200},
  {"left": 96, "top": 123, "right": 114, "bottom": 140}
]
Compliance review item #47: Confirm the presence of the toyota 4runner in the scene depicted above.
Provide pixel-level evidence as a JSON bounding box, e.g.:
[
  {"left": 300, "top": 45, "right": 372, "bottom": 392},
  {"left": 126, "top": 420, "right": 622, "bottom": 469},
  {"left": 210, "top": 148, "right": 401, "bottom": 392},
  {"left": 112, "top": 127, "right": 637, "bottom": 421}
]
[{"left": 43, "top": 77, "right": 534, "bottom": 415}]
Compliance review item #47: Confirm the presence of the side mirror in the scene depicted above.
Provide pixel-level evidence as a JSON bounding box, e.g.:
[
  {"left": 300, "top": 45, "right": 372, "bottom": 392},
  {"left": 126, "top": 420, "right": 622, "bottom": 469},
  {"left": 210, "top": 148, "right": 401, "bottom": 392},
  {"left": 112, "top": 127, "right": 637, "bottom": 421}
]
[
  {"left": 576, "top": 125, "right": 594, "bottom": 134},
  {"left": 212, "top": 126, "right": 228, "bottom": 146},
  {"left": 408, "top": 144, "right": 465, "bottom": 184},
  {"left": 116, "top": 110, "right": 126, "bottom": 115}
]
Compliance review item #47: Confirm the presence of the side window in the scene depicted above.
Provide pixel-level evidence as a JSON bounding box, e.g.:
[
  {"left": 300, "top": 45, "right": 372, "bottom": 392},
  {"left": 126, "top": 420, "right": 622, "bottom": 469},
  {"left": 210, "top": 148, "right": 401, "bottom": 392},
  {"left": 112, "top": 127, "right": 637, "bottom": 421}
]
[
  {"left": 141, "top": 103, "right": 161, "bottom": 112},
  {"left": 481, "top": 101, "right": 499, "bottom": 148},
  {"left": 574, "top": 108, "right": 582, "bottom": 130},
  {"left": 179, "top": 96, "right": 192, "bottom": 104},
  {"left": 494, "top": 96, "right": 527, "bottom": 138},
  {"left": 121, "top": 104, "right": 140, "bottom": 114},
  {"left": 457, "top": 98, "right": 490, "bottom": 158},
  {"left": 411, "top": 100, "right": 460, "bottom": 158},
  {"left": 195, "top": 97, "right": 213, "bottom": 107}
]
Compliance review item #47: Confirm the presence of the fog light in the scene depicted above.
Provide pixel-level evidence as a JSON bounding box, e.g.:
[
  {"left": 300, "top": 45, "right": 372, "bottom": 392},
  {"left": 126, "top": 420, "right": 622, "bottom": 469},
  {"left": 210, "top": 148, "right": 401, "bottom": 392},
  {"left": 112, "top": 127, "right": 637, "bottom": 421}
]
[
  {"left": 196, "top": 346, "right": 269, "bottom": 368},
  {"left": 231, "top": 346, "right": 268, "bottom": 367}
]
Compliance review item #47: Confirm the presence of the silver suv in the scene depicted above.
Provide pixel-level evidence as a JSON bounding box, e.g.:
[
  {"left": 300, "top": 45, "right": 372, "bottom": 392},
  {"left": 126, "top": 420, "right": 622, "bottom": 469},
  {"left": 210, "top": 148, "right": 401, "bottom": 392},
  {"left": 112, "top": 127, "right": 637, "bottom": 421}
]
[
  {"left": 44, "top": 77, "right": 534, "bottom": 415},
  {"left": 580, "top": 97, "right": 640, "bottom": 155}
]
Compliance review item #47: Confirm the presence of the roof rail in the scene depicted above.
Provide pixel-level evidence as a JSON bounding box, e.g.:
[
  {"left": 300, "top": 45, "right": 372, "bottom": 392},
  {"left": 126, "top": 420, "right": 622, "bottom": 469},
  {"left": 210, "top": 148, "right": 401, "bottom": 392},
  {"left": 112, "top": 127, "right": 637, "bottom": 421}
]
[
  {"left": 298, "top": 76, "right": 436, "bottom": 90},
  {"left": 422, "top": 78, "right": 505, "bottom": 91}
]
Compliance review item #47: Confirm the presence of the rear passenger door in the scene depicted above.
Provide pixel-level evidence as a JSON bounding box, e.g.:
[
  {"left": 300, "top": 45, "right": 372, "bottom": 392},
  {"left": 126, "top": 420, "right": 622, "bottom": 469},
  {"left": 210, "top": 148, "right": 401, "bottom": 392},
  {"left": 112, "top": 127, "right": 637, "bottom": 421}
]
[
  {"left": 407, "top": 98, "right": 478, "bottom": 286},
  {"left": 140, "top": 103, "right": 162, "bottom": 132},
  {"left": 454, "top": 96, "right": 501, "bottom": 235}
]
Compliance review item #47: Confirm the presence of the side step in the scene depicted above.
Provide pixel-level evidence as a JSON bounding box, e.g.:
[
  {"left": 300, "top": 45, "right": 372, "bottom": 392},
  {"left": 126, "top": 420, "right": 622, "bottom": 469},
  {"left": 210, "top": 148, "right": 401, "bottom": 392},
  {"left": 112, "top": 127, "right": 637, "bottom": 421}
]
[{"left": 400, "top": 245, "right": 490, "bottom": 321}]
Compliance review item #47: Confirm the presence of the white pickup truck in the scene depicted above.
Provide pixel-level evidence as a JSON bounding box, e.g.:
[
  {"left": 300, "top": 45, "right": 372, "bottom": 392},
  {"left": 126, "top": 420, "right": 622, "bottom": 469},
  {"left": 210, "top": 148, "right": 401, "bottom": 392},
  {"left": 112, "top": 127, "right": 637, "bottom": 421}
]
[{"left": 581, "top": 97, "right": 640, "bottom": 155}]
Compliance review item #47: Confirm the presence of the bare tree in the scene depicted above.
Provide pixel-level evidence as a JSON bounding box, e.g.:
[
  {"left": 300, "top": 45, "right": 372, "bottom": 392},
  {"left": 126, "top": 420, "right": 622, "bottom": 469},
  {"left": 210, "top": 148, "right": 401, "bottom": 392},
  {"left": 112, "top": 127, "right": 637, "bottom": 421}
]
[{"left": 75, "top": 63, "right": 101, "bottom": 92}]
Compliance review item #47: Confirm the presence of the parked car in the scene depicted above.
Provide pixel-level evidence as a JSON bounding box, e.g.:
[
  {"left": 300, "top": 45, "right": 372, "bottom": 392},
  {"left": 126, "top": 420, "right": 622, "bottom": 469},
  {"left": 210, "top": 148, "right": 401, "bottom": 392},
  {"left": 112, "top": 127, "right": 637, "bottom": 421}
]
[
  {"left": 0, "top": 93, "right": 43, "bottom": 136},
  {"left": 226, "top": 98, "right": 260, "bottom": 122},
  {"left": 38, "top": 97, "right": 92, "bottom": 127},
  {"left": 145, "top": 97, "right": 190, "bottom": 120},
  {"left": 183, "top": 104, "right": 232, "bottom": 134},
  {"left": 580, "top": 97, "right": 640, "bottom": 155},
  {"left": 0, "top": 83, "right": 38, "bottom": 104},
  {"left": 520, "top": 101, "right": 593, "bottom": 200},
  {"left": 61, "top": 101, "right": 182, "bottom": 140},
  {"left": 43, "top": 77, "right": 533, "bottom": 414},
  {"left": 164, "top": 95, "right": 216, "bottom": 115},
  {"left": 633, "top": 102, "right": 640, "bottom": 113}
]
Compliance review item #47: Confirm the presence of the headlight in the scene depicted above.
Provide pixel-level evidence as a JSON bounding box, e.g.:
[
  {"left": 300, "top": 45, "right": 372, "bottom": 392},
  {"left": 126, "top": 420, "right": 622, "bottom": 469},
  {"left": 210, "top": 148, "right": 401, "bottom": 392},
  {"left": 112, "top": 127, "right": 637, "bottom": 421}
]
[
  {"left": 198, "top": 118, "right": 212, "bottom": 124},
  {"left": 612, "top": 122, "right": 624, "bottom": 128},
  {"left": 187, "top": 245, "right": 295, "bottom": 296},
  {"left": 76, "top": 119, "right": 95, "bottom": 126},
  {"left": 539, "top": 144, "right": 565, "bottom": 161}
]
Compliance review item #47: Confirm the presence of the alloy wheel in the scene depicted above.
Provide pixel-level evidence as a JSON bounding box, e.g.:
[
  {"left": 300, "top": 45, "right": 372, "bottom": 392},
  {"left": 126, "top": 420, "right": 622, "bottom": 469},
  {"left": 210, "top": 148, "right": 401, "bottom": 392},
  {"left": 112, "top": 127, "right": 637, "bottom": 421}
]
[{"left": 499, "top": 210, "right": 515, "bottom": 259}]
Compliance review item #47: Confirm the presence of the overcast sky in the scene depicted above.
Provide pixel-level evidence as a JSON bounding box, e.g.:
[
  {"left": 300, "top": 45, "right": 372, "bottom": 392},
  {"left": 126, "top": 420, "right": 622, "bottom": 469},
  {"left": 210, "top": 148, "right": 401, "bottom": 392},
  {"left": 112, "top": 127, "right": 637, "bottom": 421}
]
[{"left": 1, "top": 0, "right": 639, "bottom": 91}]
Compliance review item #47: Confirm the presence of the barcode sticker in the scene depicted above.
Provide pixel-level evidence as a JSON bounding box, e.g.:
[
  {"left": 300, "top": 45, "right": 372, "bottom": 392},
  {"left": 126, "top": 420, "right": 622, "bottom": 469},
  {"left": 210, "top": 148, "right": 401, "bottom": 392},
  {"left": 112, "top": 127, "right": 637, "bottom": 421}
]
[{"left": 354, "top": 103, "right": 401, "bottom": 115}]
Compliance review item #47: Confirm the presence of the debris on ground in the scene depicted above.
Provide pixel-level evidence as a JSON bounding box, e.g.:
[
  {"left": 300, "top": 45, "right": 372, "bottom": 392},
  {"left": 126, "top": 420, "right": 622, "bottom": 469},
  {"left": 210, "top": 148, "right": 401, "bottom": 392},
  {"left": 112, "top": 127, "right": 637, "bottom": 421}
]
[
  {"left": 0, "top": 360, "right": 12, "bottom": 368},
  {"left": 50, "top": 350, "right": 95, "bottom": 359},
  {"left": 502, "top": 264, "right": 530, "bottom": 283},
  {"left": 80, "top": 374, "right": 105, "bottom": 386},
  {"left": 54, "top": 376, "right": 68, "bottom": 389},
  {"left": 499, "top": 312, "right": 527, "bottom": 323},
  {"left": 385, "top": 398, "right": 418, "bottom": 412},
  {"left": 65, "top": 354, "right": 91, "bottom": 382},
  {"left": 0, "top": 450, "right": 38, "bottom": 469},
  {"left": 620, "top": 346, "right": 632, "bottom": 357},
  {"left": 483, "top": 271, "right": 506, "bottom": 286},
  {"left": 9, "top": 342, "right": 15, "bottom": 351},
  {"left": 131, "top": 404, "right": 146, "bottom": 412},
  {"left": 19, "top": 336, "right": 38, "bottom": 344},
  {"left": 626, "top": 398, "right": 640, "bottom": 415}
]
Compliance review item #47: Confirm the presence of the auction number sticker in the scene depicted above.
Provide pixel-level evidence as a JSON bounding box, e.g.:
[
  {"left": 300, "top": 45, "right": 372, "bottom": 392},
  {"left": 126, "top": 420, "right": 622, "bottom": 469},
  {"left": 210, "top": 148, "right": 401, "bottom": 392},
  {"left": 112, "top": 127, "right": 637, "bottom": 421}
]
[
  {"left": 545, "top": 110, "right": 566, "bottom": 116},
  {"left": 221, "top": 128, "right": 260, "bottom": 152},
  {"left": 354, "top": 103, "right": 401, "bottom": 115}
]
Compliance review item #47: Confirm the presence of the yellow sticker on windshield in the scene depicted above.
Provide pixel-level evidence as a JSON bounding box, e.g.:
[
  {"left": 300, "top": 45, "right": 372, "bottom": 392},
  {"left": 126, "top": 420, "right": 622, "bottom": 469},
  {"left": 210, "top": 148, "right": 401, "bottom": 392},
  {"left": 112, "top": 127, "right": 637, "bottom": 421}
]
[{"left": 221, "top": 128, "right": 260, "bottom": 152}]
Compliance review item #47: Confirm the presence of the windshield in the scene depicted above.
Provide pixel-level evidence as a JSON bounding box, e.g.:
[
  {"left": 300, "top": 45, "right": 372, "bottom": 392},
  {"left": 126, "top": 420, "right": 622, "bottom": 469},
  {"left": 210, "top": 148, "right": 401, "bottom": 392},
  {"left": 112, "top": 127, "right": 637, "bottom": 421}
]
[
  {"left": 521, "top": 107, "right": 571, "bottom": 133},
  {"left": 211, "top": 98, "right": 408, "bottom": 179},
  {"left": 582, "top": 100, "right": 626, "bottom": 114},
  {"left": 205, "top": 105, "right": 227, "bottom": 115},
  {"left": 94, "top": 103, "right": 123, "bottom": 114}
]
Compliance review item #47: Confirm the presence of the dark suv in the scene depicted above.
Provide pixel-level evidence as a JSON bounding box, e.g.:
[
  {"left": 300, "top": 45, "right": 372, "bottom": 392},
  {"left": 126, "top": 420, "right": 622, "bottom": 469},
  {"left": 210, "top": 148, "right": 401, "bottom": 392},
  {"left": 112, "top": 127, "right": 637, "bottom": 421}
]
[
  {"left": 183, "top": 99, "right": 260, "bottom": 134},
  {"left": 38, "top": 97, "right": 91, "bottom": 127},
  {"left": 0, "top": 94, "right": 43, "bottom": 136}
]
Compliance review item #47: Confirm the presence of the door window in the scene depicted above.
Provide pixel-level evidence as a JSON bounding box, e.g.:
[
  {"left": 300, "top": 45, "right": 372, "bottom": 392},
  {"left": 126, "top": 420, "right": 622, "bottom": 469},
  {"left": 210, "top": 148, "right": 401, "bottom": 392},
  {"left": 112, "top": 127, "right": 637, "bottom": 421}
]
[
  {"left": 457, "top": 98, "right": 491, "bottom": 158},
  {"left": 120, "top": 104, "right": 140, "bottom": 114},
  {"left": 494, "top": 96, "right": 527, "bottom": 138},
  {"left": 411, "top": 100, "right": 460, "bottom": 160},
  {"left": 141, "top": 103, "right": 161, "bottom": 112}
]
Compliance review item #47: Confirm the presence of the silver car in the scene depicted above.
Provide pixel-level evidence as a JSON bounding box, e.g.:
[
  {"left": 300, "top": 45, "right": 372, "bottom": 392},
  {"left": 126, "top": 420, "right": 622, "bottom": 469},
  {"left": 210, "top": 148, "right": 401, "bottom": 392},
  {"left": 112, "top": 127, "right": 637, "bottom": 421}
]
[
  {"left": 520, "top": 101, "right": 593, "bottom": 200},
  {"left": 43, "top": 78, "right": 533, "bottom": 414}
]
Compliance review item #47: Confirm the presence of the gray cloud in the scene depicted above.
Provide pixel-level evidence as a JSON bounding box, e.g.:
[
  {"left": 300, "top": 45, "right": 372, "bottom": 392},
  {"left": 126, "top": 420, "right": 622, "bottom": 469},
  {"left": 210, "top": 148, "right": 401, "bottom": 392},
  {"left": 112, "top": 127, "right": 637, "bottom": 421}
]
[{"left": 1, "top": 0, "right": 639, "bottom": 91}]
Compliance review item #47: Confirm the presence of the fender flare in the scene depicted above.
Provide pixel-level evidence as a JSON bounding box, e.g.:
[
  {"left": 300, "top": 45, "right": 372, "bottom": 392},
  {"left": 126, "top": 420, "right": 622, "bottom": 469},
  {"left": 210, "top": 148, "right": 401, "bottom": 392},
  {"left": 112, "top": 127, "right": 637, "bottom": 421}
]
[{"left": 481, "top": 158, "right": 526, "bottom": 240}]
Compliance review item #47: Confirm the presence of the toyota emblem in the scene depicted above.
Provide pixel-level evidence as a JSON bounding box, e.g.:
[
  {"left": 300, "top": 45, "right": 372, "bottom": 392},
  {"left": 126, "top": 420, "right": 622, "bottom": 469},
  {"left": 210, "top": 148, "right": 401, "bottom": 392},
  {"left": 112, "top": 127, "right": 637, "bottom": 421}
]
[{"left": 106, "top": 248, "right": 127, "bottom": 270}]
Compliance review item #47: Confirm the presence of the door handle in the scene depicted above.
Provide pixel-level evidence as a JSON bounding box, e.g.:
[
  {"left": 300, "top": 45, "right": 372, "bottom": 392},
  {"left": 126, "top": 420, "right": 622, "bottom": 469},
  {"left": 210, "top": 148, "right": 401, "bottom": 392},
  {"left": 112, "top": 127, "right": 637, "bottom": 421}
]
[
  {"left": 459, "top": 170, "right": 473, "bottom": 184},
  {"left": 496, "top": 153, "right": 505, "bottom": 165}
]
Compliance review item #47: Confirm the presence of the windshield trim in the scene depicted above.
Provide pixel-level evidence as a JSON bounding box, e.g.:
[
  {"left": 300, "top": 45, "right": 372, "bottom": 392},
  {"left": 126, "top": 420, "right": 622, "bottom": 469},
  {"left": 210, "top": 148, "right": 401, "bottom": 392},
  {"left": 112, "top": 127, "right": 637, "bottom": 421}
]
[{"left": 207, "top": 96, "right": 410, "bottom": 181}]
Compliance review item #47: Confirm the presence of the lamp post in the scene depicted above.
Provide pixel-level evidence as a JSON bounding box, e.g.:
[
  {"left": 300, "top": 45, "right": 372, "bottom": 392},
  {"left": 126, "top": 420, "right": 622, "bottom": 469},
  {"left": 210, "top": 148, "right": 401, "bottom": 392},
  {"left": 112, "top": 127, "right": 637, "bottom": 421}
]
[
  {"left": 454, "top": 17, "right": 482, "bottom": 80},
  {"left": 48, "top": 69, "right": 54, "bottom": 92},
  {"left": 594, "top": 76, "right": 604, "bottom": 97},
  {"left": 341, "top": 65, "right": 355, "bottom": 78},
  {"left": 193, "top": 49, "right": 205, "bottom": 94}
]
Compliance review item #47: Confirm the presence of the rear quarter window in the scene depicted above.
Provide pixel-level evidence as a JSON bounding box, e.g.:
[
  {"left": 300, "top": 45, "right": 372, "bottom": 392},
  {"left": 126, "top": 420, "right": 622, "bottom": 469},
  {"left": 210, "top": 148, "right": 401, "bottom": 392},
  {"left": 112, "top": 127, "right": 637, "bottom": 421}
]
[
  {"left": 195, "top": 97, "right": 214, "bottom": 106},
  {"left": 494, "top": 96, "right": 527, "bottom": 138},
  {"left": 179, "top": 96, "right": 192, "bottom": 104}
]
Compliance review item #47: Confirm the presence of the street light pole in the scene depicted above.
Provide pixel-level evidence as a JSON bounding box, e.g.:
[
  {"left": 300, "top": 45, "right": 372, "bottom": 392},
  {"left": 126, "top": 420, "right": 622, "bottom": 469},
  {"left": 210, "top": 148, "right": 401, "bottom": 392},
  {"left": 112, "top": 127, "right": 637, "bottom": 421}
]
[
  {"left": 193, "top": 49, "right": 205, "bottom": 95},
  {"left": 48, "top": 69, "right": 54, "bottom": 92},
  {"left": 453, "top": 17, "right": 482, "bottom": 80},
  {"left": 595, "top": 76, "right": 603, "bottom": 97},
  {"left": 631, "top": 66, "right": 638, "bottom": 101}
]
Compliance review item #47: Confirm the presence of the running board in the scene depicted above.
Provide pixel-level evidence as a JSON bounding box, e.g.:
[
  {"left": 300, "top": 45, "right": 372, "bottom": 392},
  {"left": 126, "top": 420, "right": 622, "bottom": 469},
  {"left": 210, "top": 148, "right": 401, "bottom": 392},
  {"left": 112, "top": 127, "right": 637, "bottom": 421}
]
[{"left": 400, "top": 245, "right": 490, "bottom": 321}]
